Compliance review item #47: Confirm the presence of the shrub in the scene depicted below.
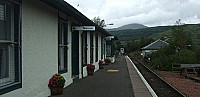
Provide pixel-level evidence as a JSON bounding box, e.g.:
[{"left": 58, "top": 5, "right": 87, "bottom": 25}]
[
  {"left": 172, "top": 49, "right": 198, "bottom": 64},
  {"left": 151, "top": 46, "right": 176, "bottom": 71},
  {"left": 151, "top": 48, "right": 198, "bottom": 71}
]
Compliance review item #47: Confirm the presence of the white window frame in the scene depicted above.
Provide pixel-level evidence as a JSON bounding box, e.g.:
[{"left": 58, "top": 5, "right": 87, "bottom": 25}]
[{"left": 58, "top": 18, "right": 68, "bottom": 73}]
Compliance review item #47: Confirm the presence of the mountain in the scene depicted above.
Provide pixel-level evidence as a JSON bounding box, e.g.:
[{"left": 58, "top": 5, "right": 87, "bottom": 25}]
[{"left": 106, "top": 23, "right": 147, "bottom": 31}]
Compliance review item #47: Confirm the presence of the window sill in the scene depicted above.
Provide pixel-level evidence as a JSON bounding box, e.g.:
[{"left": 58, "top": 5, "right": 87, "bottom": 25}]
[
  {"left": 0, "top": 82, "right": 22, "bottom": 95},
  {"left": 59, "top": 69, "right": 68, "bottom": 74}
]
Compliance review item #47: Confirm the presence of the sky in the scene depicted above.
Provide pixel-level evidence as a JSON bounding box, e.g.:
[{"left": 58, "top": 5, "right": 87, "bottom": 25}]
[{"left": 65, "top": 0, "right": 200, "bottom": 29}]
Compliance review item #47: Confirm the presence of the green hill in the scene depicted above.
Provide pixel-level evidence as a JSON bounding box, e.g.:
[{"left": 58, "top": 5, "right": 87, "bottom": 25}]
[
  {"left": 109, "top": 24, "right": 200, "bottom": 47},
  {"left": 109, "top": 26, "right": 172, "bottom": 41}
]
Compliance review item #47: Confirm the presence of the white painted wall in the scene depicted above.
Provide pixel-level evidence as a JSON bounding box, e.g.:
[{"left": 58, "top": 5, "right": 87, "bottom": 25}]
[
  {"left": 1, "top": 0, "right": 75, "bottom": 97},
  {"left": 142, "top": 50, "right": 157, "bottom": 58},
  {"left": 2, "top": 1, "right": 110, "bottom": 96},
  {"left": 2, "top": 0, "right": 57, "bottom": 97}
]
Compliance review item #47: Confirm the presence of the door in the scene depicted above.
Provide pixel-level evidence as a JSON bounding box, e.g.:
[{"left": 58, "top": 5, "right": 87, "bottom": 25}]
[
  {"left": 72, "top": 31, "right": 79, "bottom": 77},
  {"left": 82, "top": 31, "right": 87, "bottom": 66}
]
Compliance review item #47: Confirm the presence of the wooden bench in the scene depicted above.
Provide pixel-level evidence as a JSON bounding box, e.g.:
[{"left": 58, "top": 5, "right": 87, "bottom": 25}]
[
  {"left": 180, "top": 64, "right": 200, "bottom": 78},
  {"left": 172, "top": 63, "right": 181, "bottom": 72}
]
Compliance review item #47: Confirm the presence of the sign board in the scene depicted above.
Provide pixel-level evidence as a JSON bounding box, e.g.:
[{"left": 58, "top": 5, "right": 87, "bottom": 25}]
[
  {"left": 72, "top": 26, "right": 95, "bottom": 31},
  {"left": 120, "top": 48, "right": 124, "bottom": 54}
]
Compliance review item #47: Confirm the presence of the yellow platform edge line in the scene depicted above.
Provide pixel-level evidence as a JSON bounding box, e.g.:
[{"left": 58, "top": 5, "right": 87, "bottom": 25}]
[{"left": 107, "top": 70, "right": 119, "bottom": 72}]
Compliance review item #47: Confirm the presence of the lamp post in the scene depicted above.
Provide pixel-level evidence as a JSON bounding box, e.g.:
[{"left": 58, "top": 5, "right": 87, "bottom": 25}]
[
  {"left": 103, "top": 23, "right": 114, "bottom": 29},
  {"left": 106, "top": 23, "right": 114, "bottom": 26}
]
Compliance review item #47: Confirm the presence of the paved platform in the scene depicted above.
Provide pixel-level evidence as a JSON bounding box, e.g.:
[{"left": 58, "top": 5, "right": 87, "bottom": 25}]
[
  {"left": 125, "top": 56, "right": 153, "bottom": 97},
  {"left": 51, "top": 56, "right": 153, "bottom": 97}
]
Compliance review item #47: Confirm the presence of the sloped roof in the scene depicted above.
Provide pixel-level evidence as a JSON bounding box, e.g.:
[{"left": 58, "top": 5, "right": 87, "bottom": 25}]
[
  {"left": 40, "top": 0, "right": 111, "bottom": 36},
  {"left": 141, "top": 39, "right": 169, "bottom": 50}
]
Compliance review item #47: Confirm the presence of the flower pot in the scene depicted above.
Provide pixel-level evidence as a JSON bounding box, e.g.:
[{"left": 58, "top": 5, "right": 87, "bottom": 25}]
[
  {"left": 50, "top": 87, "right": 64, "bottom": 95},
  {"left": 99, "top": 65, "right": 104, "bottom": 69},
  {"left": 88, "top": 71, "right": 94, "bottom": 76},
  {"left": 87, "top": 68, "right": 94, "bottom": 76}
]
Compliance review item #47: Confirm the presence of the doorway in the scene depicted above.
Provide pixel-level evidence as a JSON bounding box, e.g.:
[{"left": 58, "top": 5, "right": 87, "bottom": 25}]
[{"left": 72, "top": 31, "right": 79, "bottom": 79}]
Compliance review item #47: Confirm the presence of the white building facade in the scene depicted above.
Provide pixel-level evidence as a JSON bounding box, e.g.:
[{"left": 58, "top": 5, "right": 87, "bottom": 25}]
[{"left": 0, "top": 0, "right": 111, "bottom": 97}]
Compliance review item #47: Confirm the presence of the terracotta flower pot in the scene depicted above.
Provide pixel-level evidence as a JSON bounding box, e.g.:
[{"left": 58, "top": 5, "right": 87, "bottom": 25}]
[
  {"left": 99, "top": 65, "right": 104, "bottom": 69},
  {"left": 87, "top": 68, "right": 95, "bottom": 76},
  {"left": 50, "top": 86, "right": 64, "bottom": 95}
]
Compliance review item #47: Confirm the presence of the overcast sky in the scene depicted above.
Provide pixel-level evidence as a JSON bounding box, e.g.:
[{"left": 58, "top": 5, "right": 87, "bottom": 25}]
[{"left": 65, "top": 0, "right": 200, "bottom": 29}]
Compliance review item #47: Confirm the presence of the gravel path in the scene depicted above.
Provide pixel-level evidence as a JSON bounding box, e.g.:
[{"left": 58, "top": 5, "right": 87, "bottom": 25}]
[{"left": 156, "top": 71, "right": 200, "bottom": 97}]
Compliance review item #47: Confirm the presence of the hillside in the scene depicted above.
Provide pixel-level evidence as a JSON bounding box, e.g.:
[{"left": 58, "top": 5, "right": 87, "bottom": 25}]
[
  {"left": 108, "top": 24, "right": 200, "bottom": 47},
  {"left": 106, "top": 23, "right": 147, "bottom": 31},
  {"left": 150, "top": 24, "right": 200, "bottom": 47},
  {"left": 109, "top": 26, "right": 171, "bottom": 41}
]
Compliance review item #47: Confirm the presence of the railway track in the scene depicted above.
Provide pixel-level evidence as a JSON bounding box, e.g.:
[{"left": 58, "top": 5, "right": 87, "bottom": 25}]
[{"left": 130, "top": 57, "right": 186, "bottom": 97}]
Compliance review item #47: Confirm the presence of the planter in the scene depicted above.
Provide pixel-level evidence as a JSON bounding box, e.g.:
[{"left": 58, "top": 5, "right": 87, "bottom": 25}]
[
  {"left": 87, "top": 68, "right": 95, "bottom": 76},
  {"left": 99, "top": 65, "right": 104, "bottom": 69},
  {"left": 50, "top": 86, "right": 64, "bottom": 95}
]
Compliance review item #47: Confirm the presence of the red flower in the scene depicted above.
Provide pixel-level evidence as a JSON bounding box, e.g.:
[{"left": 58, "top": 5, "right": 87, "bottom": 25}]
[
  {"left": 48, "top": 73, "right": 66, "bottom": 88},
  {"left": 99, "top": 60, "right": 103, "bottom": 65},
  {"left": 87, "top": 64, "right": 95, "bottom": 70}
]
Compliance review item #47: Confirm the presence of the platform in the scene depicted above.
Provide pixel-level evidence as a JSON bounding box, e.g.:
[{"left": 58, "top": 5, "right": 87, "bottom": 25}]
[{"left": 51, "top": 56, "right": 155, "bottom": 97}]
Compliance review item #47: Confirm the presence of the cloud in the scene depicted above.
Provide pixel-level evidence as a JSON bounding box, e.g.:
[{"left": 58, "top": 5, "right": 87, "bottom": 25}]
[{"left": 65, "top": 0, "right": 200, "bottom": 28}]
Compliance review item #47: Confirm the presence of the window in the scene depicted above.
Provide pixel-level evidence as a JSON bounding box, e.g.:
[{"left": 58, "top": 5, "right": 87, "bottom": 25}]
[
  {"left": 90, "top": 32, "right": 93, "bottom": 63},
  {"left": 95, "top": 33, "right": 98, "bottom": 62},
  {"left": 0, "top": 0, "right": 21, "bottom": 95},
  {"left": 106, "top": 45, "right": 111, "bottom": 56},
  {"left": 58, "top": 19, "right": 68, "bottom": 73}
]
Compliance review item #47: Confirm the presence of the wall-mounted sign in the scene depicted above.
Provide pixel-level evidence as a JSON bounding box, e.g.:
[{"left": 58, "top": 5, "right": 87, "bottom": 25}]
[
  {"left": 120, "top": 48, "right": 124, "bottom": 54},
  {"left": 72, "top": 26, "right": 95, "bottom": 31}
]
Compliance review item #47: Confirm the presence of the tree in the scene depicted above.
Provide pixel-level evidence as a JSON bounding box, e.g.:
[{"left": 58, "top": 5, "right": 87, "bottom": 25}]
[
  {"left": 139, "top": 37, "right": 154, "bottom": 48},
  {"left": 170, "top": 19, "right": 192, "bottom": 49},
  {"left": 92, "top": 16, "right": 106, "bottom": 27}
]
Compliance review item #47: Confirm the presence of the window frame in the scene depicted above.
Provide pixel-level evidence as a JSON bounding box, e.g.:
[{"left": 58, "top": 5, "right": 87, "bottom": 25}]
[
  {"left": 58, "top": 17, "right": 68, "bottom": 74},
  {"left": 0, "top": 0, "right": 22, "bottom": 95}
]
